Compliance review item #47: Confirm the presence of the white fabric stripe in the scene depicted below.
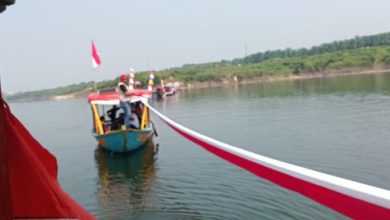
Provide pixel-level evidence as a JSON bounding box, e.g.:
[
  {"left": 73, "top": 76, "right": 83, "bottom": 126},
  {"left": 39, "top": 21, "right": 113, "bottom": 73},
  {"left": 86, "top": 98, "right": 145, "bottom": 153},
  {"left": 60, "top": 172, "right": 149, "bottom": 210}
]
[
  {"left": 145, "top": 102, "right": 390, "bottom": 209},
  {"left": 90, "top": 100, "right": 119, "bottom": 105},
  {"left": 92, "top": 58, "right": 98, "bottom": 68},
  {"left": 129, "top": 77, "right": 134, "bottom": 90},
  {"left": 90, "top": 96, "right": 148, "bottom": 105}
]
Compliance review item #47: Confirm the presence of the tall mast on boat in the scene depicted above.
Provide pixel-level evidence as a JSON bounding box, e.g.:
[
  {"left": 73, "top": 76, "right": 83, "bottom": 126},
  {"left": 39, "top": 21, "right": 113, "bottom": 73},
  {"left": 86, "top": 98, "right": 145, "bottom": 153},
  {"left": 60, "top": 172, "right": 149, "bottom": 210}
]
[
  {"left": 129, "top": 68, "right": 135, "bottom": 90},
  {"left": 148, "top": 71, "right": 155, "bottom": 92}
]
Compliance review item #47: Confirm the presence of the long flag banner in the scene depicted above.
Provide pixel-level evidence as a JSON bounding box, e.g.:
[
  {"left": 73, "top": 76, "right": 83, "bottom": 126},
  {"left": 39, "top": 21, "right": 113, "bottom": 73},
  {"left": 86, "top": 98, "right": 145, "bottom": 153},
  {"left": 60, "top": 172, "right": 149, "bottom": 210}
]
[
  {"left": 144, "top": 103, "right": 390, "bottom": 219},
  {"left": 91, "top": 40, "right": 101, "bottom": 68},
  {"left": 0, "top": 95, "right": 95, "bottom": 219}
]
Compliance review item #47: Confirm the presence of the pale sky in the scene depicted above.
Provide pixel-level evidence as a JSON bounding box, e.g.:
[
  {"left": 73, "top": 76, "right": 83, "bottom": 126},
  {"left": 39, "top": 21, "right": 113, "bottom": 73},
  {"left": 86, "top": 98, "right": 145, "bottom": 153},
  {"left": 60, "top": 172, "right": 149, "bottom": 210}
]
[{"left": 1, "top": 0, "right": 390, "bottom": 93}]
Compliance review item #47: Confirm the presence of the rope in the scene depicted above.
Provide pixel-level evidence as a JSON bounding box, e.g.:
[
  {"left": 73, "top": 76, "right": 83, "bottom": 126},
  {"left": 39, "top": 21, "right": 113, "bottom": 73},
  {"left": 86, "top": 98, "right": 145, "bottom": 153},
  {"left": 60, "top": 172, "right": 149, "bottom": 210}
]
[{"left": 143, "top": 101, "right": 390, "bottom": 219}]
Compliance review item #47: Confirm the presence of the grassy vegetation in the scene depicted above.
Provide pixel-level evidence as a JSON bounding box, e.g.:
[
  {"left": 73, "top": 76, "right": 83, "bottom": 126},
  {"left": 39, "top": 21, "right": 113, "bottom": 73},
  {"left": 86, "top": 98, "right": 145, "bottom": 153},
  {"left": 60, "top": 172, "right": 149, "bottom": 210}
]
[
  {"left": 6, "top": 32, "right": 390, "bottom": 101},
  {"left": 158, "top": 46, "right": 390, "bottom": 83},
  {"left": 5, "top": 81, "right": 95, "bottom": 101}
]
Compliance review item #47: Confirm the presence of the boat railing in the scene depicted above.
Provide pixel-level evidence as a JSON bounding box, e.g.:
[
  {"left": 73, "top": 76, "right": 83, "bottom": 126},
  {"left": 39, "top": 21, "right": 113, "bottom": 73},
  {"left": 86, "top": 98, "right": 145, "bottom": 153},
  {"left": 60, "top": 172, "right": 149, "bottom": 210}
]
[{"left": 91, "top": 101, "right": 151, "bottom": 135}]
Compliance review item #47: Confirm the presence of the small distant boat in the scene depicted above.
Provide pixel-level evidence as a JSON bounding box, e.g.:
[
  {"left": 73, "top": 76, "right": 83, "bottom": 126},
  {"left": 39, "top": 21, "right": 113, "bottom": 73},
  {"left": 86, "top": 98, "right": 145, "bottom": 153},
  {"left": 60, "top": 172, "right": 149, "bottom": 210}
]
[
  {"left": 155, "top": 80, "right": 179, "bottom": 98},
  {"left": 156, "top": 86, "right": 177, "bottom": 98},
  {"left": 88, "top": 89, "right": 156, "bottom": 153}
]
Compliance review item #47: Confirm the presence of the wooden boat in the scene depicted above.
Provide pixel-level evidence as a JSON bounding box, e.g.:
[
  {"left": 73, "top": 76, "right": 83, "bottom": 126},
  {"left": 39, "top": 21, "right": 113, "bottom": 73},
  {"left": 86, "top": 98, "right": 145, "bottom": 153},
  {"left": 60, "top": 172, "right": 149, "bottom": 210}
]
[
  {"left": 88, "top": 89, "right": 156, "bottom": 153},
  {"left": 155, "top": 86, "right": 175, "bottom": 98},
  {"left": 155, "top": 80, "right": 178, "bottom": 99}
]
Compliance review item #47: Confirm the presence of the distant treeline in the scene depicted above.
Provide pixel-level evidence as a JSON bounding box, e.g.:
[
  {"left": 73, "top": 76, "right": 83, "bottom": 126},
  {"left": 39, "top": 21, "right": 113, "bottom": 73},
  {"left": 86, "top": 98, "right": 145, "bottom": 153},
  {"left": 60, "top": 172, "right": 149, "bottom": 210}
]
[
  {"left": 5, "top": 81, "right": 94, "bottom": 101},
  {"left": 6, "top": 31, "right": 390, "bottom": 101},
  {"left": 5, "top": 75, "right": 151, "bottom": 101},
  {"left": 232, "top": 32, "right": 390, "bottom": 65},
  {"left": 156, "top": 46, "right": 390, "bottom": 83}
]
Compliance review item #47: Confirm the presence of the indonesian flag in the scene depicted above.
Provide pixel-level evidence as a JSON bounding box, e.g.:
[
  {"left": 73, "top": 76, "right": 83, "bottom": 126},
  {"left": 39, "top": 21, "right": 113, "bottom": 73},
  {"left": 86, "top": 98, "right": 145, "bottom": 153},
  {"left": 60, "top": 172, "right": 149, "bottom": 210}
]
[
  {"left": 144, "top": 103, "right": 390, "bottom": 219},
  {"left": 0, "top": 85, "right": 95, "bottom": 219},
  {"left": 91, "top": 40, "right": 101, "bottom": 68}
]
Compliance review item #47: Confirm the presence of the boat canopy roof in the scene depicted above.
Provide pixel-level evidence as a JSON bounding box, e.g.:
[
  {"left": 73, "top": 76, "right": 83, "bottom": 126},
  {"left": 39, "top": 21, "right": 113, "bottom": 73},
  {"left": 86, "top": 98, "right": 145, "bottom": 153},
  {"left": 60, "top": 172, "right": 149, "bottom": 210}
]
[{"left": 88, "top": 89, "right": 151, "bottom": 105}]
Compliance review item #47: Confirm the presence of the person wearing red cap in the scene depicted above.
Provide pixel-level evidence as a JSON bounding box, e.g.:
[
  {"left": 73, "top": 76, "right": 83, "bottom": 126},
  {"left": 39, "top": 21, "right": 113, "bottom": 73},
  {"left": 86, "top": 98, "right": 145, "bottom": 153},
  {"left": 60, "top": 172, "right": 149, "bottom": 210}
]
[{"left": 117, "top": 74, "right": 134, "bottom": 129}]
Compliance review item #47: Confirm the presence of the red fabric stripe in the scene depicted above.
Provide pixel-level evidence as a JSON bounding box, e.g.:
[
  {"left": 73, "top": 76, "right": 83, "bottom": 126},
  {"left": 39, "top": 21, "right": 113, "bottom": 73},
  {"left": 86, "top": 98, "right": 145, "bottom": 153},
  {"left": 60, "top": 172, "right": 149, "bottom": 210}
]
[
  {"left": 3, "top": 100, "right": 95, "bottom": 219},
  {"left": 87, "top": 90, "right": 152, "bottom": 102},
  {"left": 91, "top": 41, "right": 101, "bottom": 65},
  {"left": 164, "top": 120, "right": 390, "bottom": 219},
  {"left": 0, "top": 87, "right": 12, "bottom": 219}
]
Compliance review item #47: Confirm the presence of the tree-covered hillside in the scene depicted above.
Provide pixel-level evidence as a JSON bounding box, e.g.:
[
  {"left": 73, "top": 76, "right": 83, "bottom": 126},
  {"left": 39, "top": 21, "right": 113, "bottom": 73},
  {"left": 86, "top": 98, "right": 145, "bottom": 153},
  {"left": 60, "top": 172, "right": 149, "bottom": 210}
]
[
  {"left": 156, "top": 46, "right": 390, "bottom": 83},
  {"left": 232, "top": 32, "right": 390, "bottom": 65},
  {"left": 6, "top": 31, "right": 390, "bottom": 101}
]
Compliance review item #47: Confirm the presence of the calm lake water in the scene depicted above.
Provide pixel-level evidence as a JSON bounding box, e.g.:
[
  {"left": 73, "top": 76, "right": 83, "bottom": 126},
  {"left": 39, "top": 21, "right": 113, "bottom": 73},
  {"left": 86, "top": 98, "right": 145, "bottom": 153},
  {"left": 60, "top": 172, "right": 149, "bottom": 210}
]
[{"left": 9, "top": 73, "right": 390, "bottom": 219}]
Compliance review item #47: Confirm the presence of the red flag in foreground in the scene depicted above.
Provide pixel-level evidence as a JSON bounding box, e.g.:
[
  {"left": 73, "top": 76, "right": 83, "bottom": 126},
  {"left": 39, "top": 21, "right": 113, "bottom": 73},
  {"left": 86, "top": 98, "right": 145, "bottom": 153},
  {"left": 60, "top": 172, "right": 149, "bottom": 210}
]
[
  {"left": 0, "top": 94, "right": 95, "bottom": 219},
  {"left": 91, "top": 40, "right": 101, "bottom": 68}
]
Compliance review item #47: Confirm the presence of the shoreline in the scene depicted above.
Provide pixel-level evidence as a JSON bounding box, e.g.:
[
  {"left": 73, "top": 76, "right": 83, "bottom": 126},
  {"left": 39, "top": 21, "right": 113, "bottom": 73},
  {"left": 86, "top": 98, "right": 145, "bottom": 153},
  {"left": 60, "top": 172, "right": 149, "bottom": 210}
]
[
  {"left": 182, "top": 68, "right": 390, "bottom": 90},
  {"left": 32, "top": 68, "right": 390, "bottom": 101}
]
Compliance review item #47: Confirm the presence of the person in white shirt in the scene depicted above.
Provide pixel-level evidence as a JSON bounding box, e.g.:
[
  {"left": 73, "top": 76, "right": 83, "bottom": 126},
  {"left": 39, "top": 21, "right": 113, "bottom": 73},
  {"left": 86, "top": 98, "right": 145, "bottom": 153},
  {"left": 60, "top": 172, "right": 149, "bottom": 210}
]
[
  {"left": 129, "top": 112, "right": 140, "bottom": 129},
  {"left": 117, "top": 74, "right": 135, "bottom": 129}
]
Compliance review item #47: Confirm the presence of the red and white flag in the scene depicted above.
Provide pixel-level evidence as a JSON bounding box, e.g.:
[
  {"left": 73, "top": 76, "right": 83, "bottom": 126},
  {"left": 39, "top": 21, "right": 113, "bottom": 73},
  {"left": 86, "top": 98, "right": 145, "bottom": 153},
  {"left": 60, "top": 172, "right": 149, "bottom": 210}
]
[
  {"left": 144, "top": 103, "right": 390, "bottom": 219},
  {"left": 91, "top": 40, "right": 101, "bottom": 68}
]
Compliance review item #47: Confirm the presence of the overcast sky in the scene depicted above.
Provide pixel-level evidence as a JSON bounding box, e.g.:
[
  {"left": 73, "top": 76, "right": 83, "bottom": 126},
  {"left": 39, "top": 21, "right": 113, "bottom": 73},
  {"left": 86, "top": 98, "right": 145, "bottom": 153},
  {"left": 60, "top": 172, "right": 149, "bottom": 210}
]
[{"left": 1, "top": 0, "right": 390, "bottom": 93}]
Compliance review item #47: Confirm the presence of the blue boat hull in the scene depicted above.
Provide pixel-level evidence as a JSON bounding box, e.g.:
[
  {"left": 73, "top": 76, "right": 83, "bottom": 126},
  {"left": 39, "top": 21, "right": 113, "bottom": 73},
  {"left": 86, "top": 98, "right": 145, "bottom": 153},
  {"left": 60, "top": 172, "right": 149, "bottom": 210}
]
[{"left": 94, "top": 127, "right": 154, "bottom": 153}]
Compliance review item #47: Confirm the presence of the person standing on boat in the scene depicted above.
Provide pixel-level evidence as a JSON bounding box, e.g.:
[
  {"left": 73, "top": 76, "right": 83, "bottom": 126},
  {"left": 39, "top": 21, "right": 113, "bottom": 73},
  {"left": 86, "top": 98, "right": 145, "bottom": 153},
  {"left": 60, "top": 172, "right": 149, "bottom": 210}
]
[
  {"left": 107, "top": 105, "right": 119, "bottom": 122},
  {"left": 118, "top": 74, "right": 135, "bottom": 129}
]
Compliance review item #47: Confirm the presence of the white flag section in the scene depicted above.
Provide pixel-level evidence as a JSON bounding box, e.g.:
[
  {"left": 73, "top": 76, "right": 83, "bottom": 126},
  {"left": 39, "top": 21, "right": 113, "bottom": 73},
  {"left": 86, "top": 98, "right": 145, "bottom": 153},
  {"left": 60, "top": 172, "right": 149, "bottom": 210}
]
[
  {"left": 147, "top": 72, "right": 154, "bottom": 92},
  {"left": 91, "top": 40, "right": 101, "bottom": 68},
  {"left": 129, "top": 71, "right": 135, "bottom": 90},
  {"left": 143, "top": 102, "right": 390, "bottom": 219}
]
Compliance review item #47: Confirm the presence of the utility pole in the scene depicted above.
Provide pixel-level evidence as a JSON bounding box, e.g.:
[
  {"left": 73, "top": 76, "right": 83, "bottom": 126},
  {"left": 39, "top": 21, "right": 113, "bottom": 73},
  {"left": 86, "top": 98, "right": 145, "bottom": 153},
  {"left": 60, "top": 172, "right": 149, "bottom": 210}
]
[
  {"left": 245, "top": 42, "right": 248, "bottom": 57},
  {"left": 147, "top": 57, "right": 151, "bottom": 70}
]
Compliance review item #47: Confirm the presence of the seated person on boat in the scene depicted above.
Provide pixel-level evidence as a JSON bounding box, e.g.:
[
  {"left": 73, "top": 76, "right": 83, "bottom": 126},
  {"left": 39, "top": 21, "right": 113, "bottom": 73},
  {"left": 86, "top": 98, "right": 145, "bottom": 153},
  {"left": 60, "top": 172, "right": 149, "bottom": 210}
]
[{"left": 129, "top": 104, "right": 140, "bottom": 129}]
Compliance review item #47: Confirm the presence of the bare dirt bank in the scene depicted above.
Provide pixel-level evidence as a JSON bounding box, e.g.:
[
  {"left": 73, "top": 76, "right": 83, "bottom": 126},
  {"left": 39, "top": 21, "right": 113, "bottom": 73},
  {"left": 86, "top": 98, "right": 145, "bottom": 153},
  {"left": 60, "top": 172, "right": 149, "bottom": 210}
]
[{"left": 52, "top": 88, "right": 92, "bottom": 101}]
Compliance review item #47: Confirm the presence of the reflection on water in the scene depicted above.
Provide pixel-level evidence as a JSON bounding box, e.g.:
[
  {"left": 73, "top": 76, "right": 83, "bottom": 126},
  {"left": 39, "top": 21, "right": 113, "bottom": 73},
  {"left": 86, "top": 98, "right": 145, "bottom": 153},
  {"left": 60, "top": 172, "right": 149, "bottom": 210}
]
[
  {"left": 94, "top": 140, "right": 158, "bottom": 219},
  {"left": 9, "top": 72, "right": 390, "bottom": 219},
  {"left": 180, "top": 73, "right": 390, "bottom": 100},
  {"left": 153, "top": 90, "right": 181, "bottom": 113}
]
